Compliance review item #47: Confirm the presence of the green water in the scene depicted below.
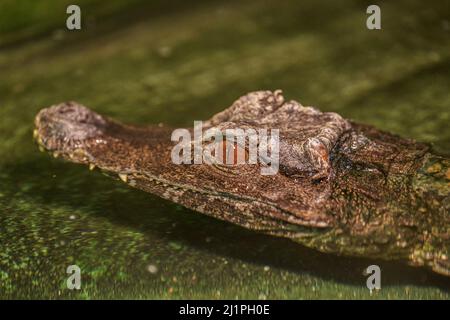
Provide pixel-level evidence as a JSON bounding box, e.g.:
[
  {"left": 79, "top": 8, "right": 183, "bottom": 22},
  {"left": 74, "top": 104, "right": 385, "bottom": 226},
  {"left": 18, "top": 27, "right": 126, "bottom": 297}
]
[{"left": 0, "top": 0, "right": 449, "bottom": 299}]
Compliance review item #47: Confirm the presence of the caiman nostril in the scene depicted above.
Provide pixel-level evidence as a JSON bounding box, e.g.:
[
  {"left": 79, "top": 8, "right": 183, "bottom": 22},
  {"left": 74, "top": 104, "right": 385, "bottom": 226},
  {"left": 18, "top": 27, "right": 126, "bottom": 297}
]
[{"left": 34, "top": 102, "right": 108, "bottom": 154}]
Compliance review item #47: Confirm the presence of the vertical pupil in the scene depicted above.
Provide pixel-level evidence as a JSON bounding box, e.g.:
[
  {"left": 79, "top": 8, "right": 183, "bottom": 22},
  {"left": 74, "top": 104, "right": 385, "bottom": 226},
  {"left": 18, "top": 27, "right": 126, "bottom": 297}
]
[
  {"left": 210, "top": 140, "right": 249, "bottom": 165},
  {"left": 218, "top": 141, "right": 248, "bottom": 165}
]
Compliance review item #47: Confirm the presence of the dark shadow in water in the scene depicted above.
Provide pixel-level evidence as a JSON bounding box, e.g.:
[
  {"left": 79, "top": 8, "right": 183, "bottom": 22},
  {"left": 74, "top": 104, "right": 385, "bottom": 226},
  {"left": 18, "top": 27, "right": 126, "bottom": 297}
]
[
  {"left": 343, "top": 58, "right": 450, "bottom": 115},
  {"left": 0, "top": 0, "right": 229, "bottom": 50},
  {"left": 3, "top": 157, "right": 450, "bottom": 292}
]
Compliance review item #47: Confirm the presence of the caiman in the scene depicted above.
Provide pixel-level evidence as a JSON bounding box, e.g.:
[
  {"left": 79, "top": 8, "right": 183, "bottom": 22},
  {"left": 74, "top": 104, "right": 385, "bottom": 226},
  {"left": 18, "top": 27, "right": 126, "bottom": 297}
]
[{"left": 33, "top": 90, "right": 450, "bottom": 277}]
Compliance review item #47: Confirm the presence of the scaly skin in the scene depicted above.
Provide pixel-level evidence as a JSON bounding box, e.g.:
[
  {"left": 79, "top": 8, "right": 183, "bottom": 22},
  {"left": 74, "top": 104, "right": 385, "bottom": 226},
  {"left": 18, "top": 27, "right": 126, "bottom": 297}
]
[{"left": 33, "top": 90, "right": 450, "bottom": 277}]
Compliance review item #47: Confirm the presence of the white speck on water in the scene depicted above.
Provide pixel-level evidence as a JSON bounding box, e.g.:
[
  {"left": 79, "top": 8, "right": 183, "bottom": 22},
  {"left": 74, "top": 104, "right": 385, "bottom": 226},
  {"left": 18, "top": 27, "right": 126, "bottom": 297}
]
[
  {"left": 69, "top": 215, "right": 76, "bottom": 220},
  {"left": 147, "top": 264, "right": 158, "bottom": 274}
]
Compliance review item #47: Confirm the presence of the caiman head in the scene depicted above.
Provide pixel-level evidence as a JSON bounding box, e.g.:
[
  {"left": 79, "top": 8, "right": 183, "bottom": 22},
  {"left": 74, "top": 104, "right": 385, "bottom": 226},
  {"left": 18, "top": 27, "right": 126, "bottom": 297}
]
[{"left": 34, "top": 90, "right": 449, "bottom": 277}]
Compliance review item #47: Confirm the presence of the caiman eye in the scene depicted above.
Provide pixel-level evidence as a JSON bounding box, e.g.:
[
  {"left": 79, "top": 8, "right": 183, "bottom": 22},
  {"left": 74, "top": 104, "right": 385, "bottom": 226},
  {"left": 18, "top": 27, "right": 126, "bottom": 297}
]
[{"left": 211, "top": 140, "right": 249, "bottom": 165}]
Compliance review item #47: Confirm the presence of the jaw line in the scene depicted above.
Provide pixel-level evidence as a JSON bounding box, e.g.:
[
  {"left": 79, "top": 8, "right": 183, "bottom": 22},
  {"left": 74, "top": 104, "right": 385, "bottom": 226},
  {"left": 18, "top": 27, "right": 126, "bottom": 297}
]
[{"left": 95, "top": 164, "right": 331, "bottom": 230}]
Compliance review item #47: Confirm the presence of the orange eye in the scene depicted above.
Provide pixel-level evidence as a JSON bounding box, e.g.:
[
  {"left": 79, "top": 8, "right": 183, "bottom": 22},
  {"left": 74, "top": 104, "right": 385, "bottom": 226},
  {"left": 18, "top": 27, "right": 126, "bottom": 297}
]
[{"left": 212, "top": 140, "right": 249, "bottom": 165}]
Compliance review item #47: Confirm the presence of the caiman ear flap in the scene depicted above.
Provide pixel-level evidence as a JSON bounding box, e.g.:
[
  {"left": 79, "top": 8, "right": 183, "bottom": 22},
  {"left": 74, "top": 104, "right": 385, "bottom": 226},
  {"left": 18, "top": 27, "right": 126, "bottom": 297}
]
[{"left": 205, "top": 90, "right": 285, "bottom": 126}]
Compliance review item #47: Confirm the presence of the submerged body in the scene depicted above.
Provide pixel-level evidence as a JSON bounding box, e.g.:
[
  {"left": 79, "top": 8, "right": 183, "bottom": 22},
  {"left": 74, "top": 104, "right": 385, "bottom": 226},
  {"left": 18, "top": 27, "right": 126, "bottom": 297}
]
[{"left": 34, "top": 90, "right": 450, "bottom": 276}]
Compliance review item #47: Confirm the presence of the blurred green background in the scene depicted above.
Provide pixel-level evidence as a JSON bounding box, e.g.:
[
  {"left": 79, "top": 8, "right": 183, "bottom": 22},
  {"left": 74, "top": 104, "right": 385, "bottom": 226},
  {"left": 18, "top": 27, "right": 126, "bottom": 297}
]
[{"left": 0, "top": 0, "right": 449, "bottom": 299}]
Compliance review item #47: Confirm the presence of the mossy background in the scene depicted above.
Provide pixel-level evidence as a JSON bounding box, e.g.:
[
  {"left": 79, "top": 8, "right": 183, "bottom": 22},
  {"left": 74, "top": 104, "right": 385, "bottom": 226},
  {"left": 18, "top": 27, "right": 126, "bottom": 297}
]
[{"left": 0, "top": 0, "right": 449, "bottom": 299}]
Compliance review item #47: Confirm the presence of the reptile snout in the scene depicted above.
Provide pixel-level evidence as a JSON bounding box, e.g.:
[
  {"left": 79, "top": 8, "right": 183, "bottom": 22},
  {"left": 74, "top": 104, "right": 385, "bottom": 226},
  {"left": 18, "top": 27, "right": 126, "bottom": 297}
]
[{"left": 34, "top": 102, "right": 107, "bottom": 153}]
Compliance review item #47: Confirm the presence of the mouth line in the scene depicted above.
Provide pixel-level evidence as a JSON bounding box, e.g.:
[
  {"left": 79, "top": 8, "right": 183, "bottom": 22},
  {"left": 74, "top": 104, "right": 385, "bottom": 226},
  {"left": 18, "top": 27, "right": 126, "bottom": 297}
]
[{"left": 99, "top": 166, "right": 331, "bottom": 230}]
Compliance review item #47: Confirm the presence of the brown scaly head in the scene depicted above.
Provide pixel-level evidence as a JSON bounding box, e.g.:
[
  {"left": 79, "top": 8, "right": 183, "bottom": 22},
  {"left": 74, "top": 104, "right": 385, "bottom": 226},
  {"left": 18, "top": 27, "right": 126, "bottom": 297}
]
[{"left": 34, "top": 90, "right": 449, "bottom": 277}]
